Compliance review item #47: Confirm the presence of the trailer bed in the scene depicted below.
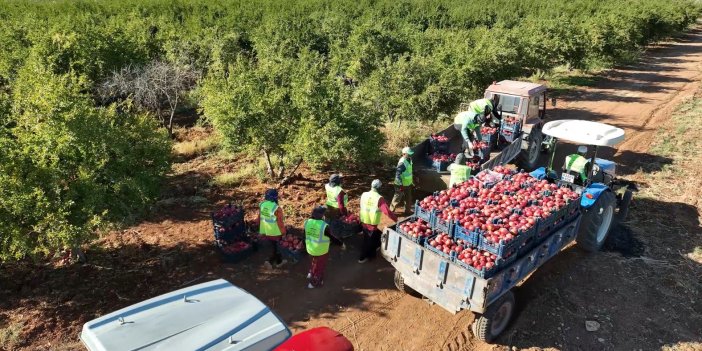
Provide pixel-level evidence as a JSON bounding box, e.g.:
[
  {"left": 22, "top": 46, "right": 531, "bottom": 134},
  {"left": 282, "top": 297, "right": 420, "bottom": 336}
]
[
  {"left": 381, "top": 214, "right": 581, "bottom": 314},
  {"left": 412, "top": 125, "right": 523, "bottom": 193}
]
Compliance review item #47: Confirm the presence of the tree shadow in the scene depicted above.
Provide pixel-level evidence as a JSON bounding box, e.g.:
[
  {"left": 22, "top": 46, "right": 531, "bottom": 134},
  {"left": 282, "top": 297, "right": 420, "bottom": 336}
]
[
  {"left": 496, "top": 197, "right": 702, "bottom": 350},
  {"left": 0, "top": 232, "right": 397, "bottom": 349}
]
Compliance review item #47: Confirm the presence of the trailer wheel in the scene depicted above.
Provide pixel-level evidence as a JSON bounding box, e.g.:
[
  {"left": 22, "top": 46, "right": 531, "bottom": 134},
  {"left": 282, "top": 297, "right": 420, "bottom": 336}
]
[
  {"left": 394, "top": 270, "right": 420, "bottom": 297},
  {"left": 577, "top": 191, "right": 616, "bottom": 252},
  {"left": 617, "top": 189, "right": 633, "bottom": 220},
  {"left": 518, "top": 129, "right": 542, "bottom": 171},
  {"left": 472, "top": 291, "right": 515, "bottom": 343}
]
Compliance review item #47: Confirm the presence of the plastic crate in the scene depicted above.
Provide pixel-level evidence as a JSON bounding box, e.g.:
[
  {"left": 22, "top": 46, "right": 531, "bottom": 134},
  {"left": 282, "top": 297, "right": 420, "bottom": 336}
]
[
  {"left": 414, "top": 201, "right": 436, "bottom": 224},
  {"left": 430, "top": 159, "right": 452, "bottom": 172},
  {"left": 501, "top": 119, "right": 521, "bottom": 133},
  {"left": 429, "top": 135, "right": 450, "bottom": 154},
  {"left": 395, "top": 216, "right": 432, "bottom": 244},
  {"left": 478, "top": 146, "right": 491, "bottom": 162},
  {"left": 330, "top": 219, "right": 361, "bottom": 239},
  {"left": 218, "top": 242, "right": 256, "bottom": 263},
  {"left": 452, "top": 222, "right": 480, "bottom": 247},
  {"left": 481, "top": 131, "right": 497, "bottom": 147},
  {"left": 278, "top": 241, "right": 306, "bottom": 262},
  {"left": 433, "top": 214, "right": 455, "bottom": 235},
  {"left": 566, "top": 198, "right": 580, "bottom": 216},
  {"left": 213, "top": 221, "right": 246, "bottom": 242},
  {"left": 211, "top": 205, "right": 245, "bottom": 228},
  {"left": 479, "top": 224, "right": 536, "bottom": 259},
  {"left": 535, "top": 205, "right": 570, "bottom": 242},
  {"left": 452, "top": 253, "right": 514, "bottom": 279},
  {"left": 424, "top": 234, "right": 456, "bottom": 260}
]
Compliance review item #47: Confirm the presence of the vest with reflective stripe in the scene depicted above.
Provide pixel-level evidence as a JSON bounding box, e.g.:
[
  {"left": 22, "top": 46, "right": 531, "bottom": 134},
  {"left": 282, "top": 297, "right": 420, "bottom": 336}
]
[
  {"left": 360, "top": 190, "right": 382, "bottom": 225},
  {"left": 449, "top": 164, "right": 472, "bottom": 188},
  {"left": 454, "top": 111, "right": 481, "bottom": 130},
  {"left": 396, "top": 158, "right": 413, "bottom": 186},
  {"left": 305, "top": 219, "right": 330, "bottom": 256},
  {"left": 324, "top": 184, "right": 348, "bottom": 208},
  {"left": 259, "top": 201, "right": 282, "bottom": 236},
  {"left": 469, "top": 98, "right": 493, "bottom": 115},
  {"left": 565, "top": 154, "right": 589, "bottom": 182}
]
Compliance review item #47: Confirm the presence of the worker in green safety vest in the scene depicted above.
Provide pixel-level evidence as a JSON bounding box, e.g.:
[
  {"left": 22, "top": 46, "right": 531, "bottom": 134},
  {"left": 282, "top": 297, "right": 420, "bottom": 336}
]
[
  {"left": 257, "top": 189, "right": 287, "bottom": 269},
  {"left": 390, "top": 147, "right": 415, "bottom": 215},
  {"left": 448, "top": 153, "right": 472, "bottom": 188},
  {"left": 563, "top": 145, "right": 591, "bottom": 184},
  {"left": 454, "top": 97, "right": 498, "bottom": 157},
  {"left": 305, "top": 206, "right": 332, "bottom": 288},
  {"left": 324, "top": 173, "right": 348, "bottom": 221},
  {"left": 358, "top": 179, "right": 398, "bottom": 263}
]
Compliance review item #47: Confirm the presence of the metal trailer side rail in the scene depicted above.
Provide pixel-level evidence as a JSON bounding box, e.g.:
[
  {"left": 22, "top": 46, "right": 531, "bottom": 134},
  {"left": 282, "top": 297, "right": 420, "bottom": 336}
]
[{"left": 381, "top": 214, "right": 581, "bottom": 315}]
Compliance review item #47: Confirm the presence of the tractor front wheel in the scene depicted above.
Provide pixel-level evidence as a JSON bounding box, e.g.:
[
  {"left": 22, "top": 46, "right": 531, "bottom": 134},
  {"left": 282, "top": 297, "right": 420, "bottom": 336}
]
[
  {"left": 577, "top": 191, "right": 616, "bottom": 252},
  {"left": 518, "top": 129, "right": 543, "bottom": 171}
]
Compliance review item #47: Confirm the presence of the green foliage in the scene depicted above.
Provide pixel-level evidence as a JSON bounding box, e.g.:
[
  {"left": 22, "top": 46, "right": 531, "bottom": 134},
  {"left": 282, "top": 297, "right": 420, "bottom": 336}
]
[
  {"left": 0, "top": 62, "right": 170, "bottom": 260},
  {"left": 0, "top": 0, "right": 699, "bottom": 258},
  {"left": 201, "top": 49, "right": 384, "bottom": 173}
]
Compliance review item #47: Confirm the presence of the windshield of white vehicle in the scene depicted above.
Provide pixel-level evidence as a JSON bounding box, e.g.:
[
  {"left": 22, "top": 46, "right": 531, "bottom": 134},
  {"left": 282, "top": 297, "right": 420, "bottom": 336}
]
[{"left": 494, "top": 94, "right": 521, "bottom": 114}]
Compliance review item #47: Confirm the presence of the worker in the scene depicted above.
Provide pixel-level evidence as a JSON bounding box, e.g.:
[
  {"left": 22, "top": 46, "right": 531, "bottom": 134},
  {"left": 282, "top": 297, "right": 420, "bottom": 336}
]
[
  {"left": 304, "top": 206, "right": 332, "bottom": 288},
  {"left": 448, "top": 153, "right": 472, "bottom": 187},
  {"left": 359, "top": 179, "right": 398, "bottom": 263},
  {"left": 454, "top": 97, "right": 500, "bottom": 156},
  {"left": 468, "top": 97, "right": 500, "bottom": 124},
  {"left": 390, "top": 147, "right": 414, "bottom": 214},
  {"left": 324, "top": 173, "right": 348, "bottom": 221},
  {"left": 563, "top": 145, "right": 591, "bottom": 183},
  {"left": 257, "top": 188, "right": 287, "bottom": 269}
]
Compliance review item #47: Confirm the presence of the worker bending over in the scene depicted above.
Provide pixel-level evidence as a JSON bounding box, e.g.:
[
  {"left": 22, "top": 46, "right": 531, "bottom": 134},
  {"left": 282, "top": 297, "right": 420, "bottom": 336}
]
[
  {"left": 359, "top": 180, "right": 398, "bottom": 263},
  {"left": 454, "top": 97, "right": 499, "bottom": 156},
  {"left": 390, "top": 147, "right": 414, "bottom": 214}
]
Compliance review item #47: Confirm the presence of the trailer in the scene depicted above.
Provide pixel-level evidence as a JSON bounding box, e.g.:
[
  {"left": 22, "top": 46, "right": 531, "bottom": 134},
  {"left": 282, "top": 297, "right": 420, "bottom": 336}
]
[
  {"left": 413, "top": 80, "right": 556, "bottom": 193},
  {"left": 383, "top": 120, "right": 631, "bottom": 342}
]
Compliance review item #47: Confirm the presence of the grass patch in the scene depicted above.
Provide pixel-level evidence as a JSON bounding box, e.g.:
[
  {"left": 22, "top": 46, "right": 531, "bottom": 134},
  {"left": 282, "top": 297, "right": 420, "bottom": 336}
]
[
  {"left": 173, "top": 135, "right": 219, "bottom": 157},
  {"left": 0, "top": 321, "right": 24, "bottom": 349},
  {"left": 211, "top": 162, "right": 267, "bottom": 188},
  {"left": 525, "top": 66, "right": 604, "bottom": 97},
  {"left": 382, "top": 119, "right": 448, "bottom": 155}
]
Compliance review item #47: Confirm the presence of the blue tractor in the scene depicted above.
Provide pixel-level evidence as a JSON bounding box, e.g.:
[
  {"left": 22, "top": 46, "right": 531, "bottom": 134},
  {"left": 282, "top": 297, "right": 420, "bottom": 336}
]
[{"left": 532, "top": 119, "right": 634, "bottom": 251}]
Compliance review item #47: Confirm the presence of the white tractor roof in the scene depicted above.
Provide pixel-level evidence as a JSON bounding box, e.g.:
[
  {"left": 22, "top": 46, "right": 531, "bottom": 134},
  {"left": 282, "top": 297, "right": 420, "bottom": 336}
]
[
  {"left": 80, "top": 279, "right": 291, "bottom": 351},
  {"left": 542, "top": 120, "right": 625, "bottom": 146}
]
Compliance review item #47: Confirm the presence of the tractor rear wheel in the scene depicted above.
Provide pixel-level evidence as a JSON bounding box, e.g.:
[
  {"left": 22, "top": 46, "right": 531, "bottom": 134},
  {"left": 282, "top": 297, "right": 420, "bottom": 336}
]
[
  {"left": 518, "top": 128, "right": 542, "bottom": 171},
  {"left": 577, "top": 191, "right": 616, "bottom": 252}
]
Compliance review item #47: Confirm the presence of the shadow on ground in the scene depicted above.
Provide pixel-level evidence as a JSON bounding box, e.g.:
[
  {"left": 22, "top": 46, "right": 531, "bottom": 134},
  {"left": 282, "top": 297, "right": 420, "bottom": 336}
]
[{"left": 494, "top": 196, "right": 702, "bottom": 350}]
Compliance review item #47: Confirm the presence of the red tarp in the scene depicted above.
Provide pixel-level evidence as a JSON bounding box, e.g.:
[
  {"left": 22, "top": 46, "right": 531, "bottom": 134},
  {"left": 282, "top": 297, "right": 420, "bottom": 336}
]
[{"left": 274, "top": 327, "right": 354, "bottom": 351}]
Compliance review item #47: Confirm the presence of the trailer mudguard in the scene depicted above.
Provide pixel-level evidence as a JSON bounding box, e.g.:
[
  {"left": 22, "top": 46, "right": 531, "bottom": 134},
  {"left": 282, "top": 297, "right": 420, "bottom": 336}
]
[{"left": 580, "top": 182, "right": 609, "bottom": 208}]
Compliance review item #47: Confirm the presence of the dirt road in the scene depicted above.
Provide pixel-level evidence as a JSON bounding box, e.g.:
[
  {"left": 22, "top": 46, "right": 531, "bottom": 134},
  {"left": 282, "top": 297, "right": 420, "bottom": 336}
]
[{"left": 3, "top": 28, "right": 702, "bottom": 351}]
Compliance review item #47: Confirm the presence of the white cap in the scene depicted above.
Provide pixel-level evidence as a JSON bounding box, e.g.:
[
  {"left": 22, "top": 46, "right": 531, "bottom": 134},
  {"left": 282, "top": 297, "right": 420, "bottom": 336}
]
[
  {"left": 371, "top": 179, "right": 382, "bottom": 189},
  {"left": 402, "top": 147, "right": 414, "bottom": 155},
  {"left": 577, "top": 145, "right": 588, "bottom": 154}
]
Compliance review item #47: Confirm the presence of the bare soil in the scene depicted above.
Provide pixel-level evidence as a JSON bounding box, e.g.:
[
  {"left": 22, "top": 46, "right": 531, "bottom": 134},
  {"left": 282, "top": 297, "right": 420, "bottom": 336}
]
[{"left": 2, "top": 28, "right": 702, "bottom": 351}]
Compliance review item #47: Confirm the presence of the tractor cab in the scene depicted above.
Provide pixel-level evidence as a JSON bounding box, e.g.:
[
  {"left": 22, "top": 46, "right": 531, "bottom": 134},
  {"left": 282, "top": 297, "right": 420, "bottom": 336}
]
[
  {"left": 537, "top": 119, "right": 624, "bottom": 191},
  {"left": 479, "top": 80, "right": 552, "bottom": 125},
  {"left": 467, "top": 80, "right": 556, "bottom": 170}
]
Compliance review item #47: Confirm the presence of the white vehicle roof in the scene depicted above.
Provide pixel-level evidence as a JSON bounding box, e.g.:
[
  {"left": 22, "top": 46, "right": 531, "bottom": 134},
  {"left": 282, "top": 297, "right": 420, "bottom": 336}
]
[
  {"left": 542, "top": 120, "right": 625, "bottom": 146},
  {"left": 80, "top": 279, "right": 291, "bottom": 351}
]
